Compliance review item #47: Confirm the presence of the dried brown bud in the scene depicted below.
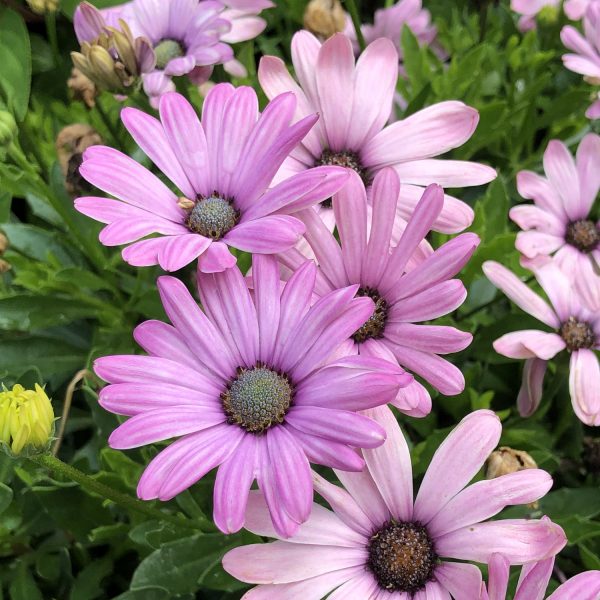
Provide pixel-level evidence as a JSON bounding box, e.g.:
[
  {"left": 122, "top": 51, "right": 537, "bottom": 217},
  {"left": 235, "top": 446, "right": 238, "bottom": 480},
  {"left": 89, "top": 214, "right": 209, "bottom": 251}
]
[
  {"left": 486, "top": 446, "right": 538, "bottom": 478},
  {"left": 0, "top": 259, "right": 11, "bottom": 274},
  {"left": 56, "top": 124, "right": 102, "bottom": 196},
  {"left": 303, "top": 0, "right": 345, "bottom": 40},
  {"left": 177, "top": 197, "right": 196, "bottom": 210},
  {"left": 67, "top": 67, "right": 97, "bottom": 108},
  {"left": 26, "top": 0, "right": 59, "bottom": 14},
  {"left": 0, "top": 232, "right": 8, "bottom": 255}
]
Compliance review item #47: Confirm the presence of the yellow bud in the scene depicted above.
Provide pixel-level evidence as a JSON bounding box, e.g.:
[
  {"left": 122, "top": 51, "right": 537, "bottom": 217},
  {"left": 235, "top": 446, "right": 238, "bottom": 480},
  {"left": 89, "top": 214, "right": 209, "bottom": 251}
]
[
  {"left": 26, "top": 0, "right": 59, "bottom": 14},
  {"left": 303, "top": 0, "right": 346, "bottom": 39},
  {"left": 0, "top": 384, "right": 54, "bottom": 456}
]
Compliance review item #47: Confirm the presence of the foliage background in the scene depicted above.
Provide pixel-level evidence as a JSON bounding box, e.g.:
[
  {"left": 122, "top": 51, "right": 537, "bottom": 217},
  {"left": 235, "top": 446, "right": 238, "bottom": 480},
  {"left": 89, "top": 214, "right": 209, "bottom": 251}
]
[{"left": 0, "top": 0, "right": 599, "bottom": 597}]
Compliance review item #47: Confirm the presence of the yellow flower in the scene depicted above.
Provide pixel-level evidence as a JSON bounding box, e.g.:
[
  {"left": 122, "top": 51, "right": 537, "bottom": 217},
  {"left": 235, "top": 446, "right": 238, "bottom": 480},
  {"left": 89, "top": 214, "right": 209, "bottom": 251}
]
[{"left": 0, "top": 384, "right": 54, "bottom": 455}]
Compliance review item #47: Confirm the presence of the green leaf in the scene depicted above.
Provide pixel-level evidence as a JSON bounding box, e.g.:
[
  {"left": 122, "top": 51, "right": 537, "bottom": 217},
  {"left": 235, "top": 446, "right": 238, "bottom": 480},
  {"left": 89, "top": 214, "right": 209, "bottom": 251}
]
[
  {"left": 0, "top": 8, "right": 31, "bottom": 121},
  {"left": 0, "top": 482, "right": 13, "bottom": 515},
  {"left": 9, "top": 562, "right": 43, "bottom": 600},
  {"left": 580, "top": 543, "right": 600, "bottom": 570},
  {"left": 69, "top": 557, "right": 113, "bottom": 600}
]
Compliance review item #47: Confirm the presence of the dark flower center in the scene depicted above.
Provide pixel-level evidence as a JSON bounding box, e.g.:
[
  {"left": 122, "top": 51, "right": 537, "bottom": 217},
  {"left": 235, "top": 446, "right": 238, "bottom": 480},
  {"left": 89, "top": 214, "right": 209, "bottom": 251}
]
[
  {"left": 185, "top": 196, "right": 239, "bottom": 240},
  {"left": 367, "top": 520, "right": 437, "bottom": 593},
  {"left": 316, "top": 149, "right": 370, "bottom": 207},
  {"left": 154, "top": 39, "right": 184, "bottom": 69},
  {"left": 352, "top": 287, "right": 388, "bottom": 343},
  {"left": 221, "top": 366, "right": 293, "bottom": 434},
  {"left": 565, "top": 219, "right": 599, "bottom": 253},
  {"left": 559, "top": 316, "right": 596, "bottom": 351}
]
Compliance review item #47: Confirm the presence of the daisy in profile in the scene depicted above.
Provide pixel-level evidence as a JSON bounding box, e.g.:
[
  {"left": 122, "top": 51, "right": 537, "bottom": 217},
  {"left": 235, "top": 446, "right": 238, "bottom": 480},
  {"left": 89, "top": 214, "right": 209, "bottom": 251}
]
[
  {"left": 482, "top": 553, "right": 600, "bottom": 600},
  {"left": 75, "top": 86, "right": 348, "bottom": 273},
  {"left": 279, "top": 169, "right": 478, "bottom": 418},
  {"left": 258, "top": 32, "right": 496, "bottom": 236},
  {"left": 95, "top": 256, "right": 411, "bottom": 537},
  {"left": 484, "top": 260, "right": 600, "bottom": 425},
  {"left": 223, "top": 407, "right": 566, "bottom": 599},
  {"left": 512, "top": 134, "right": 600, "bottom": 310}
]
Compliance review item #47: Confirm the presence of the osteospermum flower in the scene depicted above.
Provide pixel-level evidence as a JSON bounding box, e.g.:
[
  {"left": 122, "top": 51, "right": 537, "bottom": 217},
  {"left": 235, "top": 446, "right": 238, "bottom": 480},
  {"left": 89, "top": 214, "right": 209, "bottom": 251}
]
[
  {"left": 484, "top": 260, "right": 600, "bottom": 425},
  {"left": 279, "top": 169, "right": 479, "bottom": 418},
  {"left": 561, "top": 3, "right": 600, "bottom": 118},
  {"left": 512, "top": 134, "right": 600, "bottom": 310},
  {"left": 75, "top": 86, "right": 348, "bottom": 273},
  {"left": 482, "top": 553, "right": 600, "bottom": 600},
  {"left": 74, "top": 0, "right": 234, "bottom": 105},
  {"left": 223, "top": 407, "right": 566, "bottom": 599},
  {"left": 258, "top": 32, "right": 496, "bottom": 236},
  {"left": 95, "top": 256, "right": 411, "bottom": 537},
  {"left": 511, "top": 0, "right": 560, "bottom": 31}
]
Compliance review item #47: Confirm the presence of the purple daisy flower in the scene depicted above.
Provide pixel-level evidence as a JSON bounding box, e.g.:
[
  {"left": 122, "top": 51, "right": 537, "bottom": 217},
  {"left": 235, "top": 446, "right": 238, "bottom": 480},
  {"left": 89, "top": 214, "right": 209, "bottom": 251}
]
[
  {"left": 278, "top": 169, "right": 479, "bottom": 418},
  {"left": 223, "top": 407, "right": 566, "bottom": 599},
  {"left": 95, "top": 256, "right": 412, "bottom": 537},
  {"left": 75, "top": 85, "right": 349, "bottom": 273}
]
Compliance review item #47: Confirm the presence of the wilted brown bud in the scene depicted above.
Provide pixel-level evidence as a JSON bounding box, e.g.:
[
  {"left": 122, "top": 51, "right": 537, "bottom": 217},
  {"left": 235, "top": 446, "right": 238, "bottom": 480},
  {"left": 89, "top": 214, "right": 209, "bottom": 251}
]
[
  {"left": 303, "top": 0, "right": 345, "bottom": 39},
  {"left": 0, "top": 232, "right": 8, "bottom": 255},
  {"left": 0, "top": 259, "right": 11, "bottom": 273},
  {"left": 68, "top": 67, "right": 97, "bottom": 108},
  {"left": 486, "top": 446, "right": 538, "bottom": 478},
  {"left": 71, "top": 20, "right": 155, "bottom": 95},
  {"left": 55, "top": 124, "right": 102, "bottom": 196},
  {"left": 177, "top": 197, "right": 196, "bottom": 210},
  {"left": 26, "top": 0, "right": 59, "bottom": 14}
]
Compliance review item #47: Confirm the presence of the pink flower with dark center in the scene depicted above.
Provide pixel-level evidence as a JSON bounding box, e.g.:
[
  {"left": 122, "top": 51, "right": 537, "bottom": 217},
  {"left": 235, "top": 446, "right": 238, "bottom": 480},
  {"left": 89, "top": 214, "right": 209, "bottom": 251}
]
[
  {"left": 512, "top": 134, "right": 600, "bottom": 310},
  {"left": 561, "top": 3, "right": 600, "bottom": 118},
  {"left": 95, "top": 256, "right": 411, "bottom": 537},
  {"left": 482, "top": 553, "right": 600, "bottom": 600},
  {"left": 258, "top": 32, "right": 496, "bottom": 238},
  {"left": 279, "top": 169, "right": 479, "bottom": 418},
  {"left": 75, "top": 86, "right": 349, "bottom": 273},
  {"left": 223, "top": 407, "right": 566, "bottom": 599},
  {"left": 484, "top": 260, "right": 600, "bottom": 425}
]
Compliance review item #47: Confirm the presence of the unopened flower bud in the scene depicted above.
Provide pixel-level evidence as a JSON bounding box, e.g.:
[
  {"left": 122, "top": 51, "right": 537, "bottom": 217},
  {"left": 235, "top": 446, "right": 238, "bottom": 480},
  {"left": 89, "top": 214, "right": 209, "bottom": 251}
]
[
  {"left": 26, "top": 0, "right": 59, "bottom": 14},
  {"left": 486, "top": 446, "right": 538, "bottom": 478},
  {"left": 56, "top": 124, "right": 102, "bottom": 196},
  {"left": 0, "top": 384, "right": 54, "bottom": 456},
  {"left": 538, "top": 4, "right": 559, "bottom": 24},
  {"left": 67, "top": 67, "right": 97, "bottom": 108},
  {"left": 0, "top": 110, "right": 17, "bottom": 150},
  {"left": 303, "top": 0, "right": 345, "bottom": 39}
]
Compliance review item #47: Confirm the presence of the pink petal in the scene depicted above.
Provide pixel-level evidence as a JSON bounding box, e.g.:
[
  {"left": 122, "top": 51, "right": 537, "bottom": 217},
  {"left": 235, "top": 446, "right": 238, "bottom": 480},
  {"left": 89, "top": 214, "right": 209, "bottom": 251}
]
[
  {"left": 385, "top": 323, "right": 472, "bottom": 354},
  {"left": 390, "top": 280, "right": 467, "bottom": 322},
  {"left": 121, "top": 237, "right": 167, "bottom": 267},
  {"left": 434, "top": 562, "right": 483, "bottom": 600},
  {"left": 225, "top": 215, "right": 305, "bottom": 253},
  {"left": 543, "top": 140, "right": 582, "bottom": 222},
  {"left": 327, "top": 573, "right": 379, "bottom": 599},
  {"left": 493, "top": 330, "right": 566, "bottom": 360},
  {"left": 516, "top": 170, "right": 566, "bottom": 220},
  {"left": 514, "top": 557, "right": 555, "bottom": 600},
  {"left": 394, "top": 159, "right": 496, "bottom": 187},
  {"left": 569, "top": 349, "right": 600, "bottom": 425},
  {"left": 486, "top": 554, "right": 510, "bottom": 600},
  {"left": 517, "top": 358, "right": 547, "bottom": 417},
  {"left": 197, "top": 240, "right": 237, "bottom": 272},
  {"left": 547, "top": 571, "right": 600, "bottom": 600},
  {"left": 515, "top": 231, "right": 565, "bottom": 259},
  {"left": 293, "top": 430, "right": 365, "bottom": 471},
  {"left": 576, "top": 133, "right": 600, "bottom": 220},
  {"left": 156, "top": 234, "right": 212, "bottom": 271}
]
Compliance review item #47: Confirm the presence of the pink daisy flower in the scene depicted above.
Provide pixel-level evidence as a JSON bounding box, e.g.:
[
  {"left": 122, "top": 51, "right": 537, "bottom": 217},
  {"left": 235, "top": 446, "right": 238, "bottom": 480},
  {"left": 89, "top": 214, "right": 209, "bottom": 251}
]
[
  {"left": 561, "top": 3, "right": 600, "bottom": 118},
  {"left": 511, "top": 0, "right": 560, "bottom": 31},
  {"left": 511, "top": 134, "right": 600, "bottom": 310},
  {"left": 223, "top": 407, "right": 566, "bottom": 599},
  {"left": 75, "top": 0, "right": 234, "bottom": 105},
  {"left": 258, "top": 32, "right": 496, "bottom": 237},
  {"left": 95, "top": 256, "right": 411, "bottom": 537},
  {"left": 482, "top": 553, "right": 600, "bottom": 600},
  {"left": 75, "top": 86, "right": 349, "bottom": 273},
  {"left": 483, "top": 260, "right": 600, "bottom": 425},
  {"left": 279, "top": 169, "right": 479, "bottom": 418}
]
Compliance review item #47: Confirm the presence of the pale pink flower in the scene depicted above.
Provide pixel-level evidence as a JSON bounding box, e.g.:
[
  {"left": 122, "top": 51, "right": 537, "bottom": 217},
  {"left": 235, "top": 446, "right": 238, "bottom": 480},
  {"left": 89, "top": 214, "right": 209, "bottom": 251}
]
[
  {"left": 561, "top": 3, "right": 600, "bottom": 118},
  {"left": 258, "top": 32, "right": 496, "bottom": 238},
  {"left": 565, "top": 0, "right": 596, "bottom": 21},
  {"left": 223, "top": 407, "right": 566, "bottom": 599},
  {"left": 96, "top": 256, "right": 411, "bottom": 537},
  {"left": 484, "top": 260, "right": 600, "bottom": 425},
  {"left": 279, "top": 169, "right": 478, "bottom": 418},
  {"left": 482, "top": 553, "right": 600, "bottom": 600},
  {"left": 511, "top": 0, "right": 560, "bottom": 31},
  {"left": 511, "top": 134, "right": 600, "bottom": 310},
  {"left": 75, "top": 86, "right": 349, "bottom": 273}
]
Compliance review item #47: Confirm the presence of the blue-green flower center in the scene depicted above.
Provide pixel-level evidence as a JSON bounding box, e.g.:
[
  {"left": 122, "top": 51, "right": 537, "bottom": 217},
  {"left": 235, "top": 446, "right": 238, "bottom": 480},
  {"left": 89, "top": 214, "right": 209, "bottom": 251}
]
[
  {"left": 154, "top": 39, "right": 184, "bottom": 70},
  {"left": 186, "top": 196, "right": 239, "bottom": 240},
  {"left": 221, "top": 366, "right": 293, "bottom": 434}
]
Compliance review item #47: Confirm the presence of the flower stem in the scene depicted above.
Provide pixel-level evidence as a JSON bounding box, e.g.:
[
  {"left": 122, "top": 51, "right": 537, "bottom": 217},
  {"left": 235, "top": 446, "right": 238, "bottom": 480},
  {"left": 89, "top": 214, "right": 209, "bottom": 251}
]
[
  {"left": 30, "top": 453, "right": 212, "bottom": 532},
  {"left": 344, "top": 0, "right": 366, "bottom": 52},
  {"left": 45, "top": 11, "right": 60, "bottom": 65}
]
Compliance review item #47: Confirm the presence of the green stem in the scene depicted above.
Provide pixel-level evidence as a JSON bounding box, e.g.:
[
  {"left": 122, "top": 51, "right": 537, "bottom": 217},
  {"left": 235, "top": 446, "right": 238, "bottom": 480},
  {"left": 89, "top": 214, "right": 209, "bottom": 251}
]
[
  {"left": 95, "top": 97, "right": 125, "bottom": 151},
  {"left": 45, "top": 11, "right": 60, "bottom": 65},
  {"left": 344, "top": 0, "right": 366, "bottom": 52},
  {"left": 30, "top": 453, "right": 210, "bottom": 531}
]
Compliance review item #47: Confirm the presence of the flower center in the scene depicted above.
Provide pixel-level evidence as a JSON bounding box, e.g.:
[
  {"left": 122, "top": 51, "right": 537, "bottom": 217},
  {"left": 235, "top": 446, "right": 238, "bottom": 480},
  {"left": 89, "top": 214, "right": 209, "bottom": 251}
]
[
  {"left": 184, "top": 196, "right": 239, "bottom": 240},
  {"left": 367, "top": 520, "right": 437, "bottom": 593},
  {"left": 559, "top": 316, "right": 596, "bottom": 351},
  {"left": 221, "top": 366, "right": 293, "bottom": 434},
  {"left": 316, "top": 149, "right": 370, "bottom": 207},
  {"left": 352, "top": 287, "right": 388, "bottom": 343},
  {"left": 565, "top": 219, "right": 599, "bottom": 253},
  {"left": 154, "top": 39, "right": 184, "bottom": 69}
]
